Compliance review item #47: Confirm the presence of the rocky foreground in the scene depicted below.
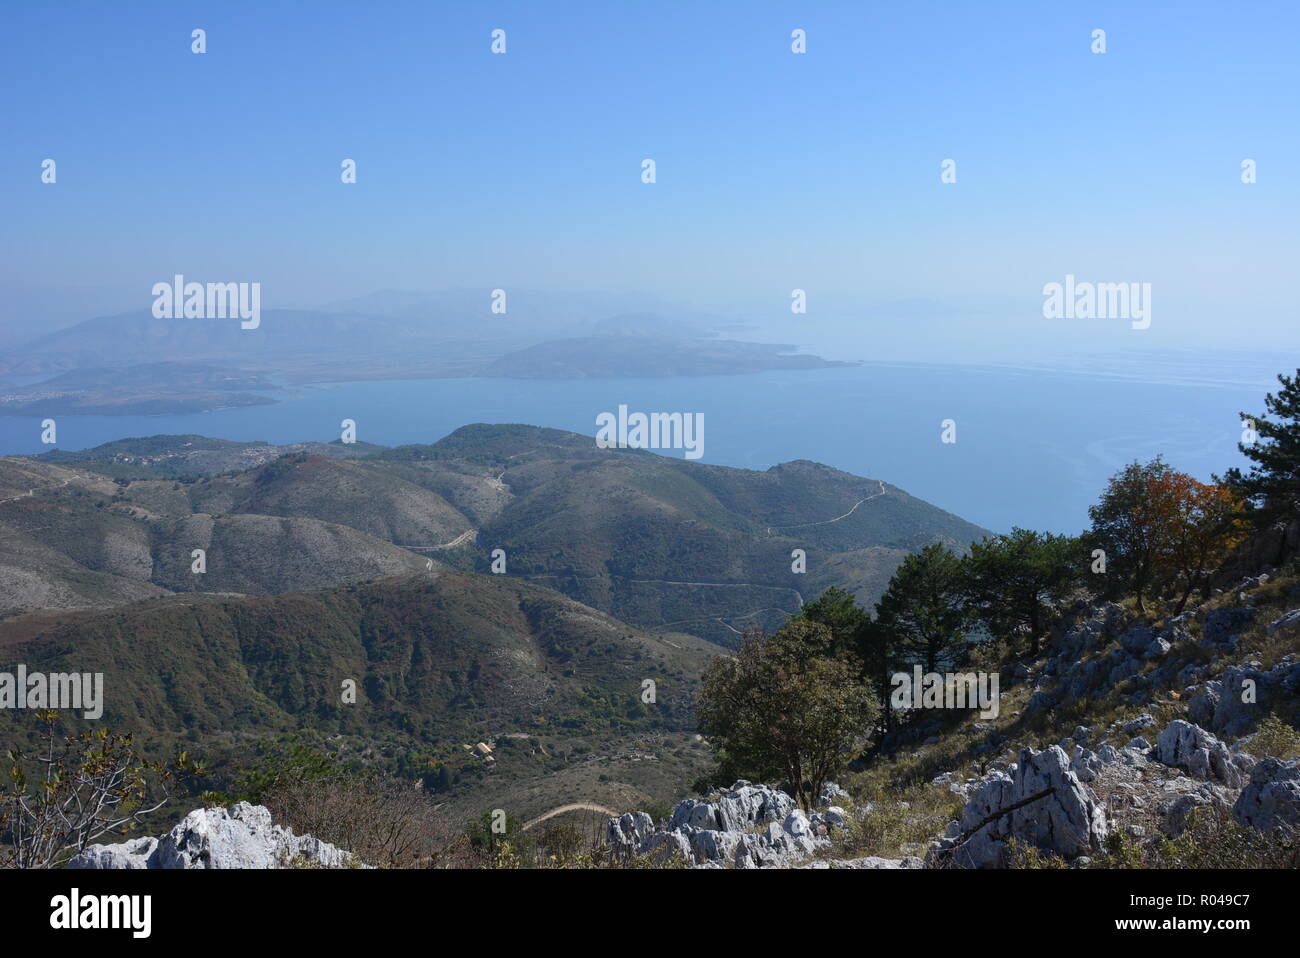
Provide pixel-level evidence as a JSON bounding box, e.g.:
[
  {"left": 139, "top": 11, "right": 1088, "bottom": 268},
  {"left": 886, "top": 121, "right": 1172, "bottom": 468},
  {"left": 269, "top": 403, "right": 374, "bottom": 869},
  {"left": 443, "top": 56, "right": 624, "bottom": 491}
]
[
  {"left": 69, "top": 715, "right": 1298, "bottom": 870},
  {"left": 602, "top": 585, "right": 1300, "bottom": 869},
  {"left": 600, "top": 718, "right": 1299, "bottom": 869},
  {"left": 68, "top": 802, "right": 363, "bottom": 870},
  {"left": 67, "top": 583, "right": 1300, "bottom": 870}
]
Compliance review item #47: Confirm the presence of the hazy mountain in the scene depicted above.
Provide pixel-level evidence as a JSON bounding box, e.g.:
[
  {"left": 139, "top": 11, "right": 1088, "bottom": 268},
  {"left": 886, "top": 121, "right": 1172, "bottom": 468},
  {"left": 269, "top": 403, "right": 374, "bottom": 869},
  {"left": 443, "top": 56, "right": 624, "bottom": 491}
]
[
  {"left": 481, "top": 336, "right": 855, "bottom": 379},
  {"left": 0, "top": 362, "right": 278, "bottom": 416},
  {"left": 38, "top": 434, "right": 383, "bottom": 478},
  {"left": 0, "top": 294, "right": 844, "bottom": 408},
  {"left": 8, "top": 425, "right": 988, "bottom": 645},
  {"left": 0, "top": 458, "right": 432, "bottom": 615},
  {"left": 0, "top": 308, "right": 508, "bottom": 382}
]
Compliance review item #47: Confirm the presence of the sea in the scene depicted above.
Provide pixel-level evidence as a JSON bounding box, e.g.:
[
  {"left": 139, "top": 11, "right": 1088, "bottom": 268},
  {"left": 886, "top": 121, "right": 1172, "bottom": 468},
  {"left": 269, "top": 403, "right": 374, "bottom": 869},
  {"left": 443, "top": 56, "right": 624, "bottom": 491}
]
[{"left": 0, "top": 358, "right": 1288, "bottom": 535}]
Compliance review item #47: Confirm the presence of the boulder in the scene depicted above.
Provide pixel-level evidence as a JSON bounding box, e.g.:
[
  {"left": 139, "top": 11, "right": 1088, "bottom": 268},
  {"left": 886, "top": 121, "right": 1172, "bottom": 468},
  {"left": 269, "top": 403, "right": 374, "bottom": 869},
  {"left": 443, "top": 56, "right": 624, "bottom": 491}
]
[
  {"left": 1051, "top": 601, "right": 1125, "bottom": 660},
  {"left": 1070, "top": 745, "right": 1103, "bottom": 782},
  {"left": 640, "top": 830, "right": 692, "bottom": 864},
  {"left": 1026, "top": 691, "right": 1056, "bottom": 713},
  {"left": 823, "top": 806, "right": 849, "bottom": 831},
  {"left": 1159, "top": 781, "right": 1234, "bottom": 837},
  {"left": 67, "top": 802, "right": 362, "bottom": 869},
  {"left": 1233, "top": 758, "right": 1300, "bottom": 831},
  {"left": 1202, "top": 607, "right": 1254, "bottom": 646},
  {"left": 930, "top": 745, "right": 1107, "bottom": 868},
  {"left": 733, "top": 810, "right": 828, "bottom": 869},
  {"left": 66, "top": 836, "right": 157, "bottom": 870},
  {"left": 1119, "top": 625, "right": 1156, "bottom": 656},
  {"left": 817, "top": 782, "right": 850, "bottom": 808},
  {"left": 668, "top": 781, "right": 793, "bottom": 835},
  {"left": 690, "top": 829, "right": 741, "bottom": 862},
  {"left": 607, "top": 811, "right": 655, "bottom": 850},
  {"left": 612, "top": 781, "right": 823, "bottom": 867},
  {"left": 1122, "top": 714, "right": 1156, "bottom": 736},
  {"left": 1154, "top": 720, "right": 1248, "bottom": 787},
  {"left": 1106, "top": 651, "right": 1144, "bottom": 686},
  {"left": 1143, "top": 637, "right": 1172, "bottom": 660},
  {"left": 1004, "top": 663, "right": 1032, "bottom": 686},
  {"left": 1267, "top": 609, "right": 1300, "bottom": 636},
  {"left": 1186, "top": 663, "right": 1300, "bottom": 738}
]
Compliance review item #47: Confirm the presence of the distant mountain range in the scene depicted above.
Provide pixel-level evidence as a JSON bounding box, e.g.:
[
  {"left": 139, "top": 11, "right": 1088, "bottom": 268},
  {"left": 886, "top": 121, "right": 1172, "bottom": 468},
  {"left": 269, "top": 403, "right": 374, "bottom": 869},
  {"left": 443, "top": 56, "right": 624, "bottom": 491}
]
[
  {"left": 3, "top": 424, "right": 987, "bottom": 644},
  {"left": 0, "top": 294, "right": 854, "bottom": 415}
]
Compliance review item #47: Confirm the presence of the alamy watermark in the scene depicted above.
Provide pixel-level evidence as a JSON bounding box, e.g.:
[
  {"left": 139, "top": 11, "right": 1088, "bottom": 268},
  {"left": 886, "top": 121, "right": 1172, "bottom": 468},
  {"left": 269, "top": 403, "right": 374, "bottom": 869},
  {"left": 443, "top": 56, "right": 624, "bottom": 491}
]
[
  {"left": 890, "top": 667, "right": 999, "bottom": 719},
  {"left": 50, "top": 889, "right": 150, "bottom": 938},
  {"left": 595, "top": 405, "right": 704, "bottom": 460},
  {"left": 1042, "top": 274, "right": 1150, "bottom": 329},
  {"left": 0, "top": 666, "right": 103, "bottom": 720},
  {"left": 151, "top": 274, "right": 261, "bottom": 329}
]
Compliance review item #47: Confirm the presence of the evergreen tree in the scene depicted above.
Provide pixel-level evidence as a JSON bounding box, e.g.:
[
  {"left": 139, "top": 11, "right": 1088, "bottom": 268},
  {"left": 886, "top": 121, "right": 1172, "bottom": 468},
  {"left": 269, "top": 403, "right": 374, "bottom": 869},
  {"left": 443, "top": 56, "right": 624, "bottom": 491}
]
[
  {"left": 963, "top": 528, "right": 1083, "bottom": 656},
  {"left": 1221, "top": 369, "right": 1300, "bottom": 526},
  {"left": 873, "top": 543, "right": 972, "bottom": 674}
]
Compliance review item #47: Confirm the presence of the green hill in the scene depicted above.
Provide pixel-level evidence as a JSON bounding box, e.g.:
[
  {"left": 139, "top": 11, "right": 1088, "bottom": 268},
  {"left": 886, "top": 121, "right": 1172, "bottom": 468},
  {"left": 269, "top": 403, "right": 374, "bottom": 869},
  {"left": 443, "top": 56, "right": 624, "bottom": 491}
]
[
  {"left": 0, "top": 570, "right": 716, "bottom": 823},
  {"left": 7, "top": 424, "right": 989, "bottom": 645}
]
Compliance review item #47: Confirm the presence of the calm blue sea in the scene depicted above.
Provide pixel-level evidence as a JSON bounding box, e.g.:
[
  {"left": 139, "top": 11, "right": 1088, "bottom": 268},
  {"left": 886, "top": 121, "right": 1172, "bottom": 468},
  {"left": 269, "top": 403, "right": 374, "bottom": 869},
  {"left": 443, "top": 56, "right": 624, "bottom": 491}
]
[{"left": 0, "top": 362, "right": 1279, "bottom": 535}]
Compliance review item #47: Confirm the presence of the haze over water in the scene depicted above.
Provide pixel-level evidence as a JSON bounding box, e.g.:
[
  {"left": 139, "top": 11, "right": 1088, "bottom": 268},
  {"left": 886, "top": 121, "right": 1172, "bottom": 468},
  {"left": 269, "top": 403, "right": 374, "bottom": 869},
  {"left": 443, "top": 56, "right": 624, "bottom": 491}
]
[{"left": 0, "top": 359, "right": 1274, "bottom": 535}]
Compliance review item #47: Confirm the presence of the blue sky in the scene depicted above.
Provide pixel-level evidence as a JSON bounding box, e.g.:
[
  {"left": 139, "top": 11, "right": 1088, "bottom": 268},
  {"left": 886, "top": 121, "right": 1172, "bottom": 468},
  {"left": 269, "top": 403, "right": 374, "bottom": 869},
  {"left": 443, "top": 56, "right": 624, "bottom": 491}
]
[{"left": 3, "top": 0, "right": 1298, "bottom": 360}]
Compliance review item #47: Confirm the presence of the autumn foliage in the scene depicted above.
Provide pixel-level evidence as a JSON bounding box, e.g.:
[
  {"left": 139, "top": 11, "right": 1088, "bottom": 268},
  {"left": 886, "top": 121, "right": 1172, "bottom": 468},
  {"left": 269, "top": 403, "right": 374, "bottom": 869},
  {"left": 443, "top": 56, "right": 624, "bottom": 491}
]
[{"left": 1088, "top": 458, "right": 1246, "bottom": 612}]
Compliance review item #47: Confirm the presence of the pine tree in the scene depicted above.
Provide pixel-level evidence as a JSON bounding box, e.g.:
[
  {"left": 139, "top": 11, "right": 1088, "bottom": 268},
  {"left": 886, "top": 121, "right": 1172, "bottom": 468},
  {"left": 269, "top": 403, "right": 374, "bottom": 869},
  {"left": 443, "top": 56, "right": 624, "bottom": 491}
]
[
  {"left": 873, "top": 543, "right": 972, "bottom": 674},
  {"left": 1221, "top": 369, "right": 1300, "bottom": 526},
  {"left": 963, "top": 528, "right": 1083, "bottom": 656}
]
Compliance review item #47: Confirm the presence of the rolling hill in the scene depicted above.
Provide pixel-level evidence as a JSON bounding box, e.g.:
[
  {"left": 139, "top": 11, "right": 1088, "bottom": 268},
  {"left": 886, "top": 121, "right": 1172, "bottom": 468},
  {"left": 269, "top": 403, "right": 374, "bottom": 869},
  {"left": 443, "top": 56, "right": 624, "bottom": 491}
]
[
  {"left": 0, "top": 570, "right": 717, "bottom": 823},
  {"left": 4, "top": 424, "right": 989, "bottom": 645}
]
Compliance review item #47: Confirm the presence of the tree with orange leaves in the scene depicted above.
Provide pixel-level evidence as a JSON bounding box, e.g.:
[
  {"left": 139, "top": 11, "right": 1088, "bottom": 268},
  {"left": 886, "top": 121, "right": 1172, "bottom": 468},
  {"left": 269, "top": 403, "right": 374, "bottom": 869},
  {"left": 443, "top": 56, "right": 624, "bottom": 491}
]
[
  {"left": 1087, "top": 457, "right": 1245, "bottom": 613},
  {"left": 1157, "top": 473, "right": 1247, "bottom": 613}
]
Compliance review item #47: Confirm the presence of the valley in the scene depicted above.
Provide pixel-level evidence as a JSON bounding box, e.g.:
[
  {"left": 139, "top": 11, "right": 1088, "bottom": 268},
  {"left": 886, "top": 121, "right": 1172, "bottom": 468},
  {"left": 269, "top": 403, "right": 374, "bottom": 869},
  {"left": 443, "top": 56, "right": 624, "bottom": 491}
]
[{"left": 0, "top": 422, "right": 987, "bottom": 824}]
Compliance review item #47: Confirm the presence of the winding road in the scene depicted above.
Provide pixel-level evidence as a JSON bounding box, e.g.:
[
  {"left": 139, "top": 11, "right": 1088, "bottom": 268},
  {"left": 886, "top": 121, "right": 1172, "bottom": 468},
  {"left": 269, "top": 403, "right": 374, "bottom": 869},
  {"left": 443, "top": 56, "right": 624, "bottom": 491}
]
[
  {"left": 0, "top": 475, "right": 74, "bottom": 505},
  {"left": 522, "top": 802, "right": 620, "bottom": 831},
  {"left": 398, "top": 529, "right": 478, "bottom": 551},
  {"left": 765, "top": 480, "right": 887, "bottom": 535}
]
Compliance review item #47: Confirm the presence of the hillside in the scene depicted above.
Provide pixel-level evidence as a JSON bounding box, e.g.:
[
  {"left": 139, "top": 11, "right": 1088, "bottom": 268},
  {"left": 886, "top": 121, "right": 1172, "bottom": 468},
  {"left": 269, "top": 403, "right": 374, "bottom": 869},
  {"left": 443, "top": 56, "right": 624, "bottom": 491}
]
[
  {"left": 7, "top": 425, "right": 989, "bottom": 644},
  {"left": 0, "top": 570, "right": 717, "bottom": 824},
  {"left": 0, "top": 458, "right": 432, "bottom": 612}
]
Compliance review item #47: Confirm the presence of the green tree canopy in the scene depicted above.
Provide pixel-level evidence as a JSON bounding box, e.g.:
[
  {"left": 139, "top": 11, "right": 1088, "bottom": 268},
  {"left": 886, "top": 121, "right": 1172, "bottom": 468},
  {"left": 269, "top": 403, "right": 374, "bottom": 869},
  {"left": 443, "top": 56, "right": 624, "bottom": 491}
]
[
  {"left": 1222, "top": 368, "right": 1300, "bottom": 526},
  {"left": 873, "top": 543, "right": 972, "bottom": 674},
  {"left": 695, "top": 622, "right": 878, "bottom": 810},
  {"left": 963, "top": 528, "right": 1083, "bottom": 655}
]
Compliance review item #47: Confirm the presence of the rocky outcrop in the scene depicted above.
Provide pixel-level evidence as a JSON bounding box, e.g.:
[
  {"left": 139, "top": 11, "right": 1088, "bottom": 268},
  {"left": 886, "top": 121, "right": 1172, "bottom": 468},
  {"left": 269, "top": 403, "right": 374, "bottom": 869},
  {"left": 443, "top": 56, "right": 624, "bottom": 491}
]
[
  {"left": 1187, "top": 660, "right": 1300, "bottom": 737},
  {"left": 1121, "top": 713, "right": 1156, "bottom": 736},
  {"left": 1213, "top": 524, "right": 1300, "bottom": 585},
  {"left": 1159, "top": 780, "right": 1235, "bottom": 837},
  {"left": 1051, "top": 600, "right": 1127, "bottom": 661},
  {"left": 800, "top": 856, "right": 924, "bottom": 869},
  {"left": 1118, "top": 625, "right": 1170, "bottom": 660},
  {"left": 1155, "top": 720, "right": 1252, "bottom": 787},
  {"left": 1201, "top": 607, "right": 1254, "bottom": 649},
  {"left": 606, "top": 781, "right": 844, "bottom": 868},
  {"left": 607, "top": 811, "right": 656, "bottom": 852},
  {"left": 1232, "top": 758, "right": 1300, "bottom": 831},
  {"left": 67, "top": 802, "right": 363, "bottom": 869},
  {"left": 928, "top": 745, "right": 1107, "bottom": 868},
  {"left": 1267, "top": 609, "right": 1300, "bottom": 636}
]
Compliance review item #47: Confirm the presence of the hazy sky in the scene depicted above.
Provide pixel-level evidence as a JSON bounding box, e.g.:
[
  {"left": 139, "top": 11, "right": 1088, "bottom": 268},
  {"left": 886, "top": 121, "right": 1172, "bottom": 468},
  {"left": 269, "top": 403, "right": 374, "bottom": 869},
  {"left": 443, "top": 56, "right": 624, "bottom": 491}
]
[{"left": 3, "top": 1, "right": 1297, "bottom": 361}]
